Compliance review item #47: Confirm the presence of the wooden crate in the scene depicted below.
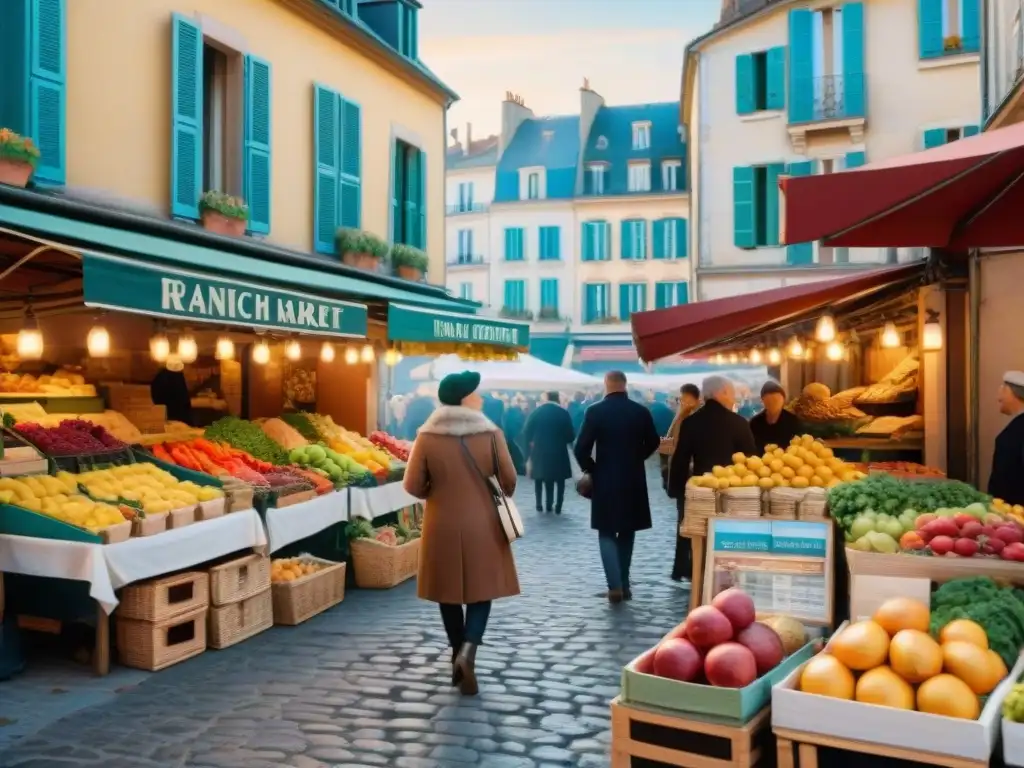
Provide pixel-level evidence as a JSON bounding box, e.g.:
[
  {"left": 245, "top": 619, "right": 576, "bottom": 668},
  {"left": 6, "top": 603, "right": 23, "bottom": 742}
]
[
  {"left": 775, "top": 728, "right": 989, "bottom": 768},
  {"left": 272, "top": 559, "right": 346, "bottom": 625},
  {"left": 208, "top": 588, "right": 272, "bottom": 649},
  {"left": 116, "top": 604, "right": 206, "bottom": 671},
  {"left": 611, "top": 696, "right": 771, "bottom": 768},
  {"left": 118, "top": 571, "right": 209, "bottom": 622},
  {"left": 209, "top": 554, "right": 271, "bottom": 606}
]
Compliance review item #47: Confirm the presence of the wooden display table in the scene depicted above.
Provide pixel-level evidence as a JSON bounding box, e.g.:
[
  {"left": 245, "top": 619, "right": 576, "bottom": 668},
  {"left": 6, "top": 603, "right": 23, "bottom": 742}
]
[
  {"left": 774, "top": 727, "right": 991, "bottom": 768},
  {"left": 611, "top": 696, "right": 771, "bottom": 767}
]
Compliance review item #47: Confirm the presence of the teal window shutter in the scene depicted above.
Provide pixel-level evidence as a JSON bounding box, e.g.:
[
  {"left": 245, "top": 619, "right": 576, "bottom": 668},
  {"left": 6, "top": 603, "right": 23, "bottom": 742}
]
[
  {"left": 964, "top": 125, "right": 980, "bottom": 137},
  {"left": 29, "top": 0, "right": 65, "bottom": 186},
  {"left": 788, "top": 10, "right": 814, "bottom": 122},
  {"left": 503, "top": 280, "right": 513, "bottom": 310},
  {"left": 551, "top": 226, "right": 560, "bottom": 259},
  {"left": 655, "top": 282, "right": 670, "bottom": 309},
  {"left": 845, "top": 151, "right": 866, "bottom": 168},
  {"left": 784, "top": 162, "right": 813, "bottom": 259},
  {"left": 653, "top": 219, "right": 666, "bottom": 259},
  {"left": 581, "top": 223, "right": 593, "bottom": 261},
  {"left": 842, "top": 3, "right": 865, "bottom": 117},
  {"left": 339, "top": 97, "right": 362, "bottom": 230},
  {"left": 923, "top": 128, "right": 946, "bottom": 148},
  {"left": 736, "top": 54, "right": 755, "bottom": 115},
  {"left": 584, "top": 284, "right": 595, "bottom": 322},
  {"left": 678, "top": 218, "right": 688, "bottom": 257},
  {"left": 918, "top": 0, "right": 943, "bottom": 58},
  {"left": 765, "top": 163, "right": 786, "bottom": 246},
  {"left": 636, "top": 221, "right": 647, "bottom": 259},
  {"left": 313, "top": 86, "right": 339, "bottom": 254},
  {"left": 677, "top": 282, "right": 690, "bottom": 305},
  {"left": 171, "top": 14, "right": 202, "bottom": 219},
  {"left": 788, "top": 242, "right": 813, "bottom": 265},
  {"left": 766, "top": 47, "right": 786, "bottom": 110},
  {"left": 618, "top": 284, "right": 630, "bottom": 321},
  {"left": 962, "top": 0, "right": 979, "bottom": 52},
  {"left": 600, "top": 222, "right": 610, "bottom": 260},
  {"left": 416, "top": 149, "right": 426, "bottom": 248},
  {"left": 733, "top": 166, "right": 755, "bottom": 248},
  {"left": 403, "top": 148, "right": 421, "bottom": 246},
  {"left": 390, "top": 139, "right": 403, "bottom": 243},
  {"left": 243, "top": 55, "right": 271, "bottom": 235},
  {"left": 637, "top": 284, "right": 647, "bottom": 312},
  {"left": 540, "top": 278, "right": 558, "bottom": 311},
  {"left": 620, "top": 221, "right": 633, "bottom": 259}
]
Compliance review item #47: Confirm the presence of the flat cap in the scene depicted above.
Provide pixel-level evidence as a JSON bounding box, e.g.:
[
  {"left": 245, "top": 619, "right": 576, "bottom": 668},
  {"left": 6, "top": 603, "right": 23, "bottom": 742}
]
[{"left": 438, "top": 370, "right": 482, "bottom": 406}]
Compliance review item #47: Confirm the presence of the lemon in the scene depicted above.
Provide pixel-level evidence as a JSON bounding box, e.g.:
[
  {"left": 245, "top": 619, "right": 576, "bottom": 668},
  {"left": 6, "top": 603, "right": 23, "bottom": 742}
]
[
  {"left": 757, "top": 466, "right": 772, "bottom": 478},
  {"left": 731, "top": 452, "right": 747, "bottom": 464},
  {"left": 792, "top": 476, "right": 810, "bottom": 489},
  {"left": 712, "top": 465, "right": 728, "bottom": 478},
  {"left": 741, "top": 474, "right": 759, "bottom": 487}
]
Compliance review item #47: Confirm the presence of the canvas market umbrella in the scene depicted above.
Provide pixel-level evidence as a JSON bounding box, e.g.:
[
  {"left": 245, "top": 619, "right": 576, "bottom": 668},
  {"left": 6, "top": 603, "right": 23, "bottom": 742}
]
[{"left": 412, "top": 354, "right": 600, "bottom": 392}]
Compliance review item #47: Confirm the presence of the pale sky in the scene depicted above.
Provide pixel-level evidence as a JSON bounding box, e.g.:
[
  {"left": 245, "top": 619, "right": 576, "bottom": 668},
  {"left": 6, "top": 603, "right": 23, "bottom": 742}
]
[{"left": 419, "top": 0, "right": 721, "bottom": 140}]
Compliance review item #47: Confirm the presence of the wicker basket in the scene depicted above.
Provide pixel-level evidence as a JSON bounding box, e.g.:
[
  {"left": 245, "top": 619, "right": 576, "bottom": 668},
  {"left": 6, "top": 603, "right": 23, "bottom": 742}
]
[
  {"left": 350, "top": 537, "right": 421, "bottom": 589},
  {"left": 798, "top": 488, "right": 829, "bottom": 520},
  {"left": 768, "top": 487, "right": 804, "bottom": 519},
  {"left": 209, "top": 554, "right": 271, "bottom": 606},
  {"left": 681, "top": 486, "right": 718, "bottom": 537},
  {"left": 272, "top": 559, "right": 346, "bottom": 625},
  {"left": 116, "top": 604, "right": 207, "bottom": 671},
  {"left": 719, "top": 487, "right": 765, "bottom": 518},
  {"left": 118, "top": 571, "right": 209, "bottom": 622},
  {"left": 208, "top": 588, "right": 273, "bottom": 649}
]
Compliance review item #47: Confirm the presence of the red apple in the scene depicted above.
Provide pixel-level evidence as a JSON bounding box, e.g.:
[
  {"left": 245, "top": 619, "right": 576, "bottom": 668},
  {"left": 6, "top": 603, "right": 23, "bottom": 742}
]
[
  {"left": 711, "top": 588, "right": 756, "bottom": 632},
  {"left": 685, "top": 606, "right": 734, "bottom": 650},
  {"left": 704, "top": 643, "right": 758, "bottom": 688},
  {"left": 653, "top": 638, "right": 704, "bottom": 682}
]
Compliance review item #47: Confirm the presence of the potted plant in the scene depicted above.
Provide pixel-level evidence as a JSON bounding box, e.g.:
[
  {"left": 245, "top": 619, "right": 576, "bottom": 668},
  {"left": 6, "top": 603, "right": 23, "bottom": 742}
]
[
  {"left": 360, "top": 231, "right": 389, "bottom": 272},
  {"left": 390, "top": 244, "right": 429, "bottom": 281},
  {"left": 336, "top": 228, "right": 367, "bottom": 267},
  {"left": 537, "top": 307, "right": 560, "bottom": 321},
  {"left": 199, "top": 191, "right": 249, "bottom": 236},
  {"left": 0, "top": 129, "right": 40, "bottom": 188},
  {"left": 499, "top": 307, "right": 533, "bottom": 321},
  {"left": 943, "top": 34, "right": 962, "bottom": 52}
]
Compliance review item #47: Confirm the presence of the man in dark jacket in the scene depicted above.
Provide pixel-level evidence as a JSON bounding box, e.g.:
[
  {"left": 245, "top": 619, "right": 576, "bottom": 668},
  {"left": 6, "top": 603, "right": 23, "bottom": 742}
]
[
  {"left": 749, "top": 381, "right": 801, "bottom": 454},
  {"left": 523, "top": 391, "right": 575, "bottom": 514},
  {"left": 575, "top": 371, "right": 661, "bottom": 604},
  {"left": 668, "top": 376, "right": 759, "bottom": 580}
]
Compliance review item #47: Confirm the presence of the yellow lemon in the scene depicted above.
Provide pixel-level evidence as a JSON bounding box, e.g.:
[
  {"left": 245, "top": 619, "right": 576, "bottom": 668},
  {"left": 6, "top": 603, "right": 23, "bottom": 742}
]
[
  {"left": 757, "top": 466, "right": 772, "bottom": 478},
  {"left": 745, "top": 456, "right": 763, "bottom": 471},
  {"left": 781, "top": 466, "right": 796, "bottom": 479},
  {"left": 817, "top": 465, "right": 834, "bottom": 480},
  {"left": 732, "top": 463, "right": 748, "bottom": 476},
  {"left": 741, "top": 474, "right": 759, "bottom": 487},
  {"left": 731, "top": 452, "right": 747, "bottom": 464},
  {"left": 769, "top": 459, "right": 785, "bottom": 473},
  {"left": 770, "top": 472, "right": 786, "bottom": 486},
  {"left": 765, "top": 444, "right": 779, "bottom": 453},
  {"left": 712, "top": 465, "right": 728, "bottom": 478},
  {"left": 810, "top": 475, "right": 825, "bottom": 487},
  {"left": 758, "top": 477, "right": 775, "bottom": 489},
  {"left": 791, "top": 476, "right": 810, "bottom": 489},
  {"left": 727, "top": 475, "right": 742, "bottom": 487},
  {"left": 797, "top": 464, "right": 815, "bottom": 479}
]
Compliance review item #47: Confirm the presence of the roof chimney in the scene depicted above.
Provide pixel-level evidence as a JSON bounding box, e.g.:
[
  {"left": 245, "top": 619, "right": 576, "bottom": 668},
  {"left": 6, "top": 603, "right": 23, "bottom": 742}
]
[
  {"left": 499, "top": 91, "right": 534, "bottom": 160},
  {"left": 465, "top": 122, "right": 473, "bottom": 156},
  {"left": 450, "top": 126, "right": 458, "bottom": 148}
]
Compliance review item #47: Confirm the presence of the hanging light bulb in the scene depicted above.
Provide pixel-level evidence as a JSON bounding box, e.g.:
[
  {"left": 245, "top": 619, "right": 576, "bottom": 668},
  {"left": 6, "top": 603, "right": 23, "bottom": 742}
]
[
  {"left": 922, "top": 320, "right": 944, "bottom": 351},
  {"left": 177, "top": 335, "right": 198, "bottom": 364},
  {"left": 749, "top": 348, "right": 762, "bottom": 365},
  {"left": 86, "top": 324, "right": 110, "bottom": 358},
  {"left": 252, "top": 339, "right": 271, "bottom": 365},
  {"left": 767, "top": 347, "right": 782, "bottom": 365},
  {"left": 787, "top": 337, "right": 804, "bottom": 358},
  {"left": 215, "top": 336, "right": 235, "bottom": 361},
  {"left": 285, "top": 340, "right": 302, "bottom": 361},
  {"left": 17, "top": 307, "right": 43, "bottom": 361},
  {"left": 344, "top": 346, "right": 359, "bottom": 365},
  {"left": 826, "top": 341, "right": 844, "bottom": 361},
  {"left": 713, "top": 353, "right": 725, "bottom": 365},
  {"left": 360, "top": 344, "right": 376, "bottom": 363},
  {"left": 815, "top": 313, "right": 837, "bottom": 343},
  {"left": 150, "top": 333, "right": 170, "bottom": 363},
  {"left": 880, "top": 321, "right": 901, "bottom": 349},
  {"left": 320, "top": 342, "right": 335, "bottom": 363},
  {"left": 384, "top": 348, "right": 401, "bottom": 366},
  {"left": 728, "top": 352, "right": 738, "bottom": 365}
]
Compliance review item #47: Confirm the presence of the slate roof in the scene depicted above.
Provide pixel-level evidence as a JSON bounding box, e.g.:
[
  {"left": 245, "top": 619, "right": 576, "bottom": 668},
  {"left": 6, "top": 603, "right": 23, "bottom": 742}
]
[
  {"left": 494, "top": 116, "right": 581, "bottom": 202},
  {"left": 447, "top": 136, "right": 499, "bottom": 170}
]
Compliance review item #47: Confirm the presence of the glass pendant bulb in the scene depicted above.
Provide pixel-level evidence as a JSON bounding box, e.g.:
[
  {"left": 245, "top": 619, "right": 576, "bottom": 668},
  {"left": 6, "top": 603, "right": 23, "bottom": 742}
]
[
  {"left": 177, "top": 335, "right": 198, "bottom": 364},
  {"left": 815, "top": 313, "right": 837, "bottom": 343},
  {"left": 320, "top": 342, "right": 335, "bottom": 363},
  {"left": 767, "top": 348, "right": 782, "bottom": 365},
  {"left": 285, "top": 340, "right": 301, "bottom": 361},
  {"left": 749, "top": 348, "right": 762, "bottom": 365},
  {"left": 215, "top": 336, "right": 235, "bottom": 361},
  {"left": 360, "top": 344, "right": 375, "bottom": 363},
  {"left": 787, "top": 337, "right": 804, "bottom": 358},
  {"left": 86, "top": 325, "right": 110, "bottom": 358},
  {"left": 826, "top": 341, "right": 844, "bottom": 361},
  {"left": 344, "top": 346, "right": 359, "bottom": 365},
  {"left": 17, "top": 307, "right": 43, "bottom": 361},
  {"left": 150, "top": 334, "right": 170, "bottom": 363},
  {"left": 252, "top": 339, "right": 271, "bottom": 365},
  {"left": 880, "top": 322, "right": 901, "bottom": 349}
]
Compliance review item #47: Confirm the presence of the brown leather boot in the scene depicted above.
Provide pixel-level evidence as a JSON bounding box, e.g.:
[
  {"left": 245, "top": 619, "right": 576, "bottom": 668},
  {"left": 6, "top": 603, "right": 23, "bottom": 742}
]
[
  {"left": 607, "top": 589, "right": 624, "bottom": 604},
  {"left": 454, "top": 642, "right": 479, "bottom": 696},
  {"left": 451, "top": 647, "right": 463, "bottom": 686}
]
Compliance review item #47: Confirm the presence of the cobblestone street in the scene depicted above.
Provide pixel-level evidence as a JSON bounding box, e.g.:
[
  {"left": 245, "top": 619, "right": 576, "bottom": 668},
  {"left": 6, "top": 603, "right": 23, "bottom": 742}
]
[{"left": 0, "top": 465, "right": 689, "bottom": 767}]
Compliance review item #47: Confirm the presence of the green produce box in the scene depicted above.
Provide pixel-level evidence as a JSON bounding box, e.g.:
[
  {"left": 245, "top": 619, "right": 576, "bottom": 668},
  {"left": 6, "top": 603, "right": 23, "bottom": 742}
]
[
  {"left": 620, "top": 640, "right": 817, "bottom": 724},
  {"left": 0, "top": 502, "right": 101, "bottom": 543}
]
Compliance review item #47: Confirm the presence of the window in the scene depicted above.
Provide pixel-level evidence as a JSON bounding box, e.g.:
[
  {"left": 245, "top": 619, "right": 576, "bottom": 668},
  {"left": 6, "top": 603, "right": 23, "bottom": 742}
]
[
  {"left": 581, "top": 221, "right": 611, "bottom": 261},
  {"left": 399, "top": 2, "right": 419, "bottom": 59},
  {"left": 457, "top": 229, "right": 473, "bottom": 261},
  {"left": 923, "top": 125, "right": 980, "bottom": 148},
  {"left": 539, "top": 226, "right": 560, "bottom": 260},
  {"left": 735, "top": 47, "right": 785, "bottom": 114},
  {"left": 390, "top": 138, "right": 425, "bottom": 248},
  {"left": 583, "top": 283, "right": 611, "bottom": 323},
  {"left": 788, "top": 5, "right": 865, "bottom": 122},
  {"left": 527, "top": 172, "right": 540, "bottom": 199},
  {"left": 503, "top": 280, "right": 526, "bottom": 313},
  {"left": 919, "top": 0, "right": 980, "bottom": 58},
  {"left": 504, "top": 227, "right": 525, "bottom": 261},
  {"left": 457, "top": 182, "right": 474, "bottom": 212},
  {"left": 540, "top": 278, "right": 559, "bottom": 315},
  {"left": 653, "top": 218, "right": 687, "bottom": 259},
  {"left": 628, "top": 162, "right": 651, "bottom": 193},
  {"left": 621, "top": 220, "right": 647, "bottom": 260},
  {"left": 459, "top": 282, "right": 473, "bottom": 300},
  {"left": 202, "top": 44, "right": 236, "bottom": 195},
  {"left": 732, "top": 164, "right": 784, "bottom": 248},
  {"left": 662, "top": 160, "right": 682, "bottom": 192},
  {"left": 586, "top": 163, "right": 607, "bottom": 195},
  {"left": 619, "top": 283, "right": 647, "bottom": 320},
  {"left": 655, "top": 281, "right": 689, "bottom": 309},
  {"left": 631, "top": 122, "right": 651, "bottom": 150}
]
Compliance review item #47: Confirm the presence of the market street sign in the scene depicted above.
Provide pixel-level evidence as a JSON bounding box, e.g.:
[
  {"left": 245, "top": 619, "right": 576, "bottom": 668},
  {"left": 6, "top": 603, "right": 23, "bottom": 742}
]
[
  {"left": 82, "top": 253, "right": 368, "bottom": 337},
  {"left": 387, "top": 303, "right": 529, "bottom": 348}
]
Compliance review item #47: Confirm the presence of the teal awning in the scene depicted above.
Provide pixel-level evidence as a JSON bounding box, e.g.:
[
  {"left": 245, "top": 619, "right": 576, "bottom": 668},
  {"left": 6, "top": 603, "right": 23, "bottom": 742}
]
[
  {"left": 387, "top": 304, "right": 529, "bottom": 348},
  {"left": 0, "top": 203, "right": 475, "bottom": 313},
  {"left": 82, "top": 252, "right": 368, "bottom": 338},
  {"left": 529, "top": 335, "right": 570, "bottom": 366}
]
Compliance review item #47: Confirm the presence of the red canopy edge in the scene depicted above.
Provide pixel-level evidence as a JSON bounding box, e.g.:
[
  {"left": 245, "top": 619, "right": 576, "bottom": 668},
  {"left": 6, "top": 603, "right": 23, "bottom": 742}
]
[{"left": 630, "top": 262, "right": 925, "bottom": 362}]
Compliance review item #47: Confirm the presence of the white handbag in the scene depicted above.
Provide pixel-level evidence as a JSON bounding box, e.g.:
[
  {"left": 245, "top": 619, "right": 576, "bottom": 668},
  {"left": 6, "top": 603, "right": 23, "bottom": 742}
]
[{"left": 461, "top": 436, "right": 524, "bottom": 542}]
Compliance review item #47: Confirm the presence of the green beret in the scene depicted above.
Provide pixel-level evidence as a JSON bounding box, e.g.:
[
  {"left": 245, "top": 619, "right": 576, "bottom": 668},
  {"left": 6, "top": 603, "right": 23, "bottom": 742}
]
[{"left": 438, "top": 370, "right": 481, "bottom": 406}]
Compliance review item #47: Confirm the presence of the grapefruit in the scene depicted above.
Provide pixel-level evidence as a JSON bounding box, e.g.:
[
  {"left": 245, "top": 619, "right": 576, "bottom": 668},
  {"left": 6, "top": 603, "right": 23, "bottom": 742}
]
[
  {"left": 830, "top": 620, "right": 890, "bottom": 671},
  {"left": 872, "top": 597, "right": 930, "bottom": 635},
  {"left": 855, "top": 666, "right": 915, "bottom": 710},
  {"left": 938, "top": 619, "right": 989, "bottom": 649},
  {"left": 888, "top": 629, "right": 942, "bottom": 683},
  {"left": 917, "top": 674, "right": 981, "bottom": 719},
  {"left": 942, "top": 641, "right": 1001, "bottom": 694},
  {"left": 798, "top": 654, "right": 855, "bottom": 699}
]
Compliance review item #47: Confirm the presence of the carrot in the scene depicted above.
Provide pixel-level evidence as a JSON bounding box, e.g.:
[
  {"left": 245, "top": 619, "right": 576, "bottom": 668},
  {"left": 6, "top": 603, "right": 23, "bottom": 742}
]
[
  {"left": 151, "top": 444, "right": 173, "bottom": 463},
  {"left": 168, "top": 443, "right": 201, "bottom": 471}
]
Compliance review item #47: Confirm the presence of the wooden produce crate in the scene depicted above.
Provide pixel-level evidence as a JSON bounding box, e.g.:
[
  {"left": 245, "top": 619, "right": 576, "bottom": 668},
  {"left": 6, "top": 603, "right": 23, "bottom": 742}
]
[
  {"left": 196, "top": 497, "right": 225, "bottom": 521},
  {"left": 166, "top": 505, "right": 196, "bottom": 530},
  {"left": 209, "top": 554, "right": 271, "bottom": 606},
  {"left": 208, "top": 588, "right": 272, "bottom": 649},
  {"left": 272, "top": 559, "right": 346, "bottom": 625},
  {"left": 123, "top": 405, "right": 167, "bottom": 435},
  {"left": 116, "top": 604, "right": 207, "bottom": 671},
  {"left": 100, "top": 520, "right": 132, "bottom": 544},
  {"left": 611, "top": 697, "right": 771, "bottom": 768},
  {"left": 118, "top": 571, "right": 209, "bottom": 622},
  {"left": 131, "top": 511, "right": 168, "bottom": 537},
  {"left": 350, "top": 537, "right": 421, "bottom": 589}
]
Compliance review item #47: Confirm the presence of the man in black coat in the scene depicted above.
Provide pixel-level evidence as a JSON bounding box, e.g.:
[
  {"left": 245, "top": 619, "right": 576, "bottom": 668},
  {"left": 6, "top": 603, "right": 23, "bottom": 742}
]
[
  {"left": 989, "top": 371, "right": 1024, "bottom": 505},
  {"left": 668, "top": 376, "right": 759, "bottom": 580},
  {"left": 749, "top": 381, "right": 801, "bottom": 454},
  {"left": 574, "top": 371, "right": 661, "bottom": 604},
  {"left": 523, "top": 391, "right": 575, "bottom": 514}
]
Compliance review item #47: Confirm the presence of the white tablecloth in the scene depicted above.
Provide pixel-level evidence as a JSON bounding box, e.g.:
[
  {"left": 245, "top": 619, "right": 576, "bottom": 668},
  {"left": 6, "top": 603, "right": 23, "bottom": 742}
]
[
  {"left": 350, "top": 483, "right": 420, "bottom": 520},
  {"left": 0, "top": 508, "right": 266, "bottom": 614},
  {"left": 265, "top": 491, "right": 349, "bottom": 553}
]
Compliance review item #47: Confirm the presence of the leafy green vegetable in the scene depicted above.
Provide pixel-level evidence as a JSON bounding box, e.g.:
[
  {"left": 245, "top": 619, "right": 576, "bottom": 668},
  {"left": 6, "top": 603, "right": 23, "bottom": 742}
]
[
  {"left": 281, "top": 412, "right": 321, "bottom": 442},
  {"left": 930, "top": 577, "right": 1024, "bottom": 667},
  {"left": 205, "top": 416, "right": 289, "bottom": 465},
  {"left": 345, "top": 517, "right": 374, "bottom": 540},
  {"left": 828, "top": 475, "right": 991, "bottom": 530}
]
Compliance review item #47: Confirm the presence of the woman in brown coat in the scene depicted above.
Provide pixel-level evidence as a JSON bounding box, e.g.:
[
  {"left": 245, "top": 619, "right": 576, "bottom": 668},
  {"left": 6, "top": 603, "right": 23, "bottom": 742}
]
[{"left": 403, "top": 370, "right": 520, "bottom": 695}]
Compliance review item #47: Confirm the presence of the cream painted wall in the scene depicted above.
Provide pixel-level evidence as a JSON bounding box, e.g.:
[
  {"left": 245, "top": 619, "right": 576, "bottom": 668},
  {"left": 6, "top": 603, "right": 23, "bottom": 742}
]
[
  {"left": 692, "top": 0, "right": 979, "bottom": 279},
  {"left": 446, "top": 270, "right": 489, "bottom": 305},
  {"left": 66, "top": 0, "right": 447, "bottom": 281},
  {"left": 445, "top": 166, "right": 496, "bottom": 207},
  {"left": 983, "top": 0, "right": 1024, "bottom": 125}
]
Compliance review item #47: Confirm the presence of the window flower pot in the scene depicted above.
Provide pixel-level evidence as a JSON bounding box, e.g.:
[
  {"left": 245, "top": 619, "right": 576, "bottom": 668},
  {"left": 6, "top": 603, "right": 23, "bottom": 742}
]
[
  {"left": 202, "top": 211, "right": 246, "bottom": 237},
  {"left": 396, "top": 265, "right": 423, "bottom": 281},
  {"left": 359, "top": 254, "right": 382, "bottom": 272},
  {"left": 0, "top": 159, "right": 33, "bottom": 188},
  {"left": 341, "top": 251, "right": 363, "bottom": 267}
]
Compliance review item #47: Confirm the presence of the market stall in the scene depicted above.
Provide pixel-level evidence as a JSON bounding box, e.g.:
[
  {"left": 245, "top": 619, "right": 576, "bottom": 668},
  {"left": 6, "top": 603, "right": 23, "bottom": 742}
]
[{"left": 409, "top": 352, "right": 600, "bottom": 391}]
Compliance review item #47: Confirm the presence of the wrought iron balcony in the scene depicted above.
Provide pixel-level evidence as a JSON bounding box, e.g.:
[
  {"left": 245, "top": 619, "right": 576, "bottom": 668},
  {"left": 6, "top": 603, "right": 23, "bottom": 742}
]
[
  {"left": 446, "top": 254, "right": 486, "bottom": 266},
  {"left": 499, "top": 307, "right": 533, "bottom": 321},
  {"left": 790, "top": 73, "right": 866, "bottom": 124},
  {"left": 446, "top": 202, "right": 488, "bottom": 215}
]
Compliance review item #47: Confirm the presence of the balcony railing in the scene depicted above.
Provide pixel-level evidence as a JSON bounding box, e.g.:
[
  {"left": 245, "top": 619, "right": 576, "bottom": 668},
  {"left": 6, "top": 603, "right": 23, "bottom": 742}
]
[
  {"left": 499, "top": 307, "right": 533, "bottom": 321},
  {"left": 446, "top": 202, "right": 488, "bottom": 215},
  {"left": 536, "top": 307, "right": 562, "bottom": 322},
  {"left": 446, "top": 254, "right": 486, "bottom": 266},
  {"left": 791, "top": 73, "right": 866, "bottom": 123}
]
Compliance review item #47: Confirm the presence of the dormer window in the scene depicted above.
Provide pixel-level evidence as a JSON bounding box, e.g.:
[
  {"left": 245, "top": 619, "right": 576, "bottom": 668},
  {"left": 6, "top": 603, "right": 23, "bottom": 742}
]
[
  {"left": 399, "top": 2, "right": 418, "bottom": 59},
  {"left": 596, "top": 136, "right": 609, "bottom": 150},
  {"left": 632, "top": 121, "right": 651, "bottom": 150},
  {"left": 356, "top": 0, "right": 418, "bottom": 60},
  {"left": 519, "top": 167, "right": 545, "bottom": 200}
]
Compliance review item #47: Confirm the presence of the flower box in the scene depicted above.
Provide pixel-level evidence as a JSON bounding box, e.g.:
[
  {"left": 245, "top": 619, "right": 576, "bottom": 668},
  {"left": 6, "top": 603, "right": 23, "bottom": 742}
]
[{"left": 199, "top": 191, "right": 248, "bottom": 237}]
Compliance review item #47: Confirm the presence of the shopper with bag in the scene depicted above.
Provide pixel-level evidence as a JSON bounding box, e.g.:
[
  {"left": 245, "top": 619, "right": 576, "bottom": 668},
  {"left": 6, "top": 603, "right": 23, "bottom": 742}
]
[
  {"left": 523, "top": 390, "right": 575, "bottom": 514},
  {"left": 403, "top": 371, "right": 521, "bottom": 696}
]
